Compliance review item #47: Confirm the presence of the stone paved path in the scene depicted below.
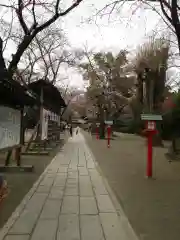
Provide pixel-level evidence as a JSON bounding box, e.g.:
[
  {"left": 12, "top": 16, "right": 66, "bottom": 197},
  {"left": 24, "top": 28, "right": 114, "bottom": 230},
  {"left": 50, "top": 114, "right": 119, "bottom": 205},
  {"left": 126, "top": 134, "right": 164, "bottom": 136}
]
[{"left": 0, "top": 132, "right": 138, "bottom": 240}]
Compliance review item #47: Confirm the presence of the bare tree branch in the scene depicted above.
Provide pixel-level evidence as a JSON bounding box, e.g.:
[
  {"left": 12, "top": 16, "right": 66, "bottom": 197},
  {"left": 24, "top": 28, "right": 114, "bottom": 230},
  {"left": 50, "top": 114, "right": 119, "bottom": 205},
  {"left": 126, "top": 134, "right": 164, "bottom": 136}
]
[
  {"left": 16, "top": 0, "right": 30, "bottom": 35},
  {"left": 31, "top": 0, "right": 37, "bottom": 29},
  {"left": 141, "top": 0, "right": 175, "bottom": 34},
  {"left": 51, "top": 59, "right": 61, "bottom": 83},
  {"left": 2, "top": 9, "right": 14, "bottom": 52},
  {"left": 34, "top": 0, "right": 83, "bottom": 34},
  {"left": 0, "top": 0, "right": 84, "bottom": 78},
  {"left": 35, "top": 36, "right": 49, "bottom": 79},
  {"left": 159, "top": 0, "right": 173, "bottom": 25},
  {"left": 0, "top": 4, "right": 17, "bottom": 10}
]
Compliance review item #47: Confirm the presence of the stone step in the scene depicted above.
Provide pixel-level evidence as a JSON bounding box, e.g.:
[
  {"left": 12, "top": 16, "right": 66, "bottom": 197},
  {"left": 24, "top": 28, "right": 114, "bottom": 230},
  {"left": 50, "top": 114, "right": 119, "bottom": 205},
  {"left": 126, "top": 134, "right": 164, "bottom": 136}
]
[
  {"left": 22, "top": 151, "right": 49, "bottom": 156},
  {"left": 0, "top": 165, "right": 34, "bottom": 173},
  {"left": 29, "top": 147, "right": 53, "bottom": 151}
]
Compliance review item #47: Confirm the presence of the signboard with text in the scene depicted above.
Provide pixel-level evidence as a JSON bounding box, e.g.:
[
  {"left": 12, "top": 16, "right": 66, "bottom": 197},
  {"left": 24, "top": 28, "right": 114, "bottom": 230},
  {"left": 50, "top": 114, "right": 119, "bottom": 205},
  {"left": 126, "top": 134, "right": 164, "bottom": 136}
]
[
  {"left": 147, "top": 121, "right": 156, "bottom": 130},
  {"left": 0, "top": 106, "right": 21, "bottom": 150},
  {"left": 48, "top": 111, "right": 59, "bottom": 122},
  {"left": 141, "top": 114, "right": 162, "bottom": 121},
  {"left": 105, "top": 120, "right": 113, "bottom": 125}
]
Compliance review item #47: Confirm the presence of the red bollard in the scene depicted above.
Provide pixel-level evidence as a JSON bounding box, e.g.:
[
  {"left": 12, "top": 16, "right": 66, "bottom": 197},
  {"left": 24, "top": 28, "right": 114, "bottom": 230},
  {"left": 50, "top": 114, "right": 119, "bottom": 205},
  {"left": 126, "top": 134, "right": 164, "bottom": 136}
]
[
  {"left": 147, "top": 132, "right": 153, "bottom": 177},
  {"left": 107, "top": 125, "right": 111, "bottom": 148},
  {"left": 96, "top": 126, "right": 99, "bottom": 139},
  {"left": 145, "top": 121, "right": 157, "bottom": 178}
]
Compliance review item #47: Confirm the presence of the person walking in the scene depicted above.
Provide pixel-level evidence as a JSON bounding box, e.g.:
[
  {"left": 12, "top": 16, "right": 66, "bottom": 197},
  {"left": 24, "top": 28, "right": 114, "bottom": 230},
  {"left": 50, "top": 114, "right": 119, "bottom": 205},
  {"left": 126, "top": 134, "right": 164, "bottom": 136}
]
[
  {"left": 69, "top": 125, "right": 73, "bottom": 137},
  {"left": 76, "top": 126, "right": 79, "bottom": 135}
]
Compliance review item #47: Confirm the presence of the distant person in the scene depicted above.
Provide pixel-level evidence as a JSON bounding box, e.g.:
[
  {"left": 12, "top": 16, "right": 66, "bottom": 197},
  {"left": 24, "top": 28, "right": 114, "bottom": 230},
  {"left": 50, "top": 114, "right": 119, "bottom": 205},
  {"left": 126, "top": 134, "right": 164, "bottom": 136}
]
[
  {"left": 69, "top": 125, "right": 73, "bottom": 137},
  {"left": 76, "top": 126, "right": 79, "bottom": 135},
  {"left": 88, "top": 124, "right": 92, "bottom": 134}
]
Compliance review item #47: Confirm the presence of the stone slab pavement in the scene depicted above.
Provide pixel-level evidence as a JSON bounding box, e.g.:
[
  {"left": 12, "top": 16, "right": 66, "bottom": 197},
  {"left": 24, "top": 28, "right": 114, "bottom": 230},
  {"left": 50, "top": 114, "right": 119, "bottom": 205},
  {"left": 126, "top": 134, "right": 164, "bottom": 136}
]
[{"left": 0, "top": 131, "right": 138, "bottom": 240}]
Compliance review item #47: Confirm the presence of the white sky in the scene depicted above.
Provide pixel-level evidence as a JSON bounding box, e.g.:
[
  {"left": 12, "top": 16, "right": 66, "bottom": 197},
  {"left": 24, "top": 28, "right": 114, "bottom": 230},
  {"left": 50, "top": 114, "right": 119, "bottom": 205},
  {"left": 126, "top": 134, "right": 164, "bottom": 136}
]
[
  {"left": 62, "top": 0, "right": 169, "bottom": 88},
  {"left": 64, "top": 1, "right": 160, "bottom": 51},
  {"left": 0, "top": 0, "right": 176, "bottom": 89}
]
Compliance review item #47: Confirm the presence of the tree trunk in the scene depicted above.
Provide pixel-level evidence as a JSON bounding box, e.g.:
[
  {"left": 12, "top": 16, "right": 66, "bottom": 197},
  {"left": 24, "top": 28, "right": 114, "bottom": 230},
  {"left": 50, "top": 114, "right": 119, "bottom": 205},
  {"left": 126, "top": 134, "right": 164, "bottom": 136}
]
[
  {"left": 171, "top": 128, "right": 179, "bottom": 154},
  {"left": 25, "top": 123, "right": 39, "bottom": 152},
  {"left": 99, "top": 122, "right": 105, "bottom": 139},
  {"left": 15, "top": 147, "right": 21, "bottom": 166},
  {"left": 99, "top": 106, "right": 105, "bottom": 139},
  {"left": 8, "top": 35, "right": 34, "bottom": 78},
  {"left": 146, "top": 75, "right": 163, "bottom": 146}
]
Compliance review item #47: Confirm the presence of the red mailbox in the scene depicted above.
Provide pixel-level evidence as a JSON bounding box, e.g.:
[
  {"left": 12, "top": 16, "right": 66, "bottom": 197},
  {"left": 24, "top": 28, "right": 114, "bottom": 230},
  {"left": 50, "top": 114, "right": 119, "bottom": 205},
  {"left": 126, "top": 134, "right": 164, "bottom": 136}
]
[
  {"left": 107, "top": 125, "right": 111, "bottom": 148},
  {"left": 141, "top": 114, "right": 162, "bottom": 178},
  {"left": 144, "top": 121, "right": 158, "bottom": 178}
]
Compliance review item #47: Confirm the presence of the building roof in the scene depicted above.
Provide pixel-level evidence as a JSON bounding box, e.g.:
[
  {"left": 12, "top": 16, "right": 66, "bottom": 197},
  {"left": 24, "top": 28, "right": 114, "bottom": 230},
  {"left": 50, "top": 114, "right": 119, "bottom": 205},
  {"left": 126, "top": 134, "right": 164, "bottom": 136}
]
[
  {"left": 28, "top": 79, "right": 66, "bottom": 114},
  {"left": 0, "top": 77, "right": 37, "bottom": 109}
]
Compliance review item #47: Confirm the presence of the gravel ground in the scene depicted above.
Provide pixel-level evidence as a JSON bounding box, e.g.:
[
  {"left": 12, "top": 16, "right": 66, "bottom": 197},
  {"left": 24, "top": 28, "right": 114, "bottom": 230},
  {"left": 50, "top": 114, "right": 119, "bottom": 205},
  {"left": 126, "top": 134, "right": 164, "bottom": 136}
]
[{"left": 84, "top": 131, "right": 180, "bottom": 240}]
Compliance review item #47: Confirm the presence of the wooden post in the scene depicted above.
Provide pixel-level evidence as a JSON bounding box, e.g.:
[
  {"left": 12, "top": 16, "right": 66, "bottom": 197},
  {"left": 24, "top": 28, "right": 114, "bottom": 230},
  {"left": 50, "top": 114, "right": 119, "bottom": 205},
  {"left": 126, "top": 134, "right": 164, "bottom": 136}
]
[
  {"left": 5, "top": 150, "right": 12, "bottom": 166},
  {"left": 14, "top": 108, "right": 24, "bottom": 166},
  {"left": 39, "top": 87, "right": 44, "bottom": 141}
]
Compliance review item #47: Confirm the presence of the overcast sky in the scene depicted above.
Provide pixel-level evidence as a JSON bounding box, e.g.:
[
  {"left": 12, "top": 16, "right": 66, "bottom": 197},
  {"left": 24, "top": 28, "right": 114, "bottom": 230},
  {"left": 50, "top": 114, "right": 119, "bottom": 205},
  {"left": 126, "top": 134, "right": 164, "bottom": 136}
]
[
  {"left": 64, "top": 1, "right": 161, "bottom": 51},
  {"left": 0, "top": 0, "right": 173, "bottom": 89},
  {"left": 62, "top": 0, "right": 165, "bottom": 88}
]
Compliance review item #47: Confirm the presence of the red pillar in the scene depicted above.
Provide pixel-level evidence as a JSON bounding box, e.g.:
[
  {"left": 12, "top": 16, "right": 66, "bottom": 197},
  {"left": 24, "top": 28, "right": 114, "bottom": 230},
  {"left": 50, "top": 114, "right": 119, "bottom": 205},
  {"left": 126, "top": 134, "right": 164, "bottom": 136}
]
[
  {"left": 107, "top": 125, "right": 111, "bottom": 148},
  {"left": 147, "top": 133, "right": 153, "bottom": 177}
]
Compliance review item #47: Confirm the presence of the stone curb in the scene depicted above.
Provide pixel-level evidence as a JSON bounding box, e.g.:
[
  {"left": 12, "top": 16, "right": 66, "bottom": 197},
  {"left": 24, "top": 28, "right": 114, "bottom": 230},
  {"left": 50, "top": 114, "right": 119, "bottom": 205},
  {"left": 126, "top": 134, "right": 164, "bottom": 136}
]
[
  {"left": 83, "top": 135, "right": 140, "bottom": 240},
  {"left": 0, "top": 148, "right": 65, "bottom": 240}
]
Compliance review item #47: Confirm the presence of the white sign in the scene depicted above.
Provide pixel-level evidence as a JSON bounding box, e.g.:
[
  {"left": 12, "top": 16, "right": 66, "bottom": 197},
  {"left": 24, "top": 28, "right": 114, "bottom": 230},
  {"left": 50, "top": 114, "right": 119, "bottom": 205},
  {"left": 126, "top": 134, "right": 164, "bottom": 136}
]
[
  {"left": 0, "top": 106, "right": 21, "bottom": 150},
  {"left": 105, "top": 120, "right": 113, "bottom": 125},
  {"left": 141, "top": 114, "right": 162, "bottom": 121},
  {"left": 41, "top": 108, "right": 49, "bottom": 140},
  {"left": 147, "top": 121, "right": 156, "bottom": 130},
  {"left": 48, "top": 111, "right": 59, "bottom": 123}
]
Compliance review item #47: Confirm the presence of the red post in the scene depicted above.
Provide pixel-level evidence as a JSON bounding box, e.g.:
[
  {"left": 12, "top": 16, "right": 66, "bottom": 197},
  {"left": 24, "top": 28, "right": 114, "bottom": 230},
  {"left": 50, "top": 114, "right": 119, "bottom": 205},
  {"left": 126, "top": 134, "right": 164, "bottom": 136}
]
[
  {"left": 96, "top": 125, "right": 99, "bottom": 139},
  {"left": 145, "top": 120, "right": 156, "bottom": 178},
  {"left": 107, "top": 125, "right": 111, "bottom": 148},
  {"left": 147, "top": 132, "right": 153, "bottom": 177}
]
